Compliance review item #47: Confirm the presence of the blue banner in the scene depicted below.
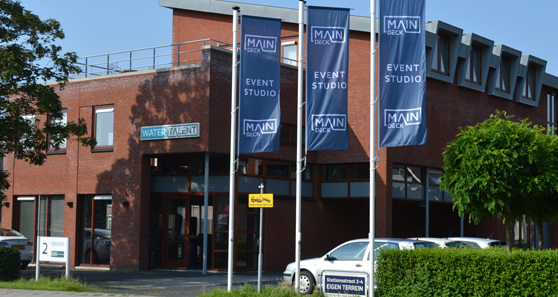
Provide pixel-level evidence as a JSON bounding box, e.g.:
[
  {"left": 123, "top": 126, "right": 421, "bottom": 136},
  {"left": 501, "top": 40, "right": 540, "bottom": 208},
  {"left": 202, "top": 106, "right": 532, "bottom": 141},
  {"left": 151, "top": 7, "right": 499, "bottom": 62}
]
[
  {"left": 379, "top": 0, "right": 427, "bottom": 147},
  {"left": 239, "top": 15, "right": 282, "bottom": 153},
  {"left": 306, "top": 7, "right": 350, "bottom": 151}
]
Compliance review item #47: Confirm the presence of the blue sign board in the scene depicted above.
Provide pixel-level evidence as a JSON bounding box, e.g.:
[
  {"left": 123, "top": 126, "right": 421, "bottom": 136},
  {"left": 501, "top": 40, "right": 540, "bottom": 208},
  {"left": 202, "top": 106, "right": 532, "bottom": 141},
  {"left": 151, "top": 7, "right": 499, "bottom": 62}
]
[
  {"left": 306, "top": 6, "right": 350, "bottom": 151},
  {"left": 379, "top": 0, "right": 427, "bottom": 147},
  {"left": 323, "top": 274, "right": 366, "bottom": 297},
  {"left": 238, "top": 15, "right": 282, "bottom": 153},
  {"left": 141, "top": 123, "right": 200, "bottom": 141}
]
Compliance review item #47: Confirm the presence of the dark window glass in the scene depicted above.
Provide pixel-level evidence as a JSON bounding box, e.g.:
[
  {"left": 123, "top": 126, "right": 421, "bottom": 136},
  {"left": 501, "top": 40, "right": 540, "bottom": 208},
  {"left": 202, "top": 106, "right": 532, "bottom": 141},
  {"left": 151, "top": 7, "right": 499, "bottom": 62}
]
[
  {"left": 322, "top": 164, "right": 348, "bottom": 180},
  {"left": 350, "top": 163, "right": 370, "bottom": 180},
  {"left": 466, "top": 46, "right": 481, "bottom": 83},
  {"left": 266, "top": 160, "right": 289, "bottom": 178},
  {"left": 209, "top": 155, "right": 229, "bottom": 174}
]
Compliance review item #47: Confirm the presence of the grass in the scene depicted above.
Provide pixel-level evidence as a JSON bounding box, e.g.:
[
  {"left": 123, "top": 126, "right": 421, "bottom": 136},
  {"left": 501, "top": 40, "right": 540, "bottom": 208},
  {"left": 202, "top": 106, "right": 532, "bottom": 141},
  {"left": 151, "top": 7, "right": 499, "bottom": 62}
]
[
  {"left": 0, "top": 275, "right": 92, "bottom": 292},
  {"left": 197, "top": 283, "right": 326, "bottom": 297}
]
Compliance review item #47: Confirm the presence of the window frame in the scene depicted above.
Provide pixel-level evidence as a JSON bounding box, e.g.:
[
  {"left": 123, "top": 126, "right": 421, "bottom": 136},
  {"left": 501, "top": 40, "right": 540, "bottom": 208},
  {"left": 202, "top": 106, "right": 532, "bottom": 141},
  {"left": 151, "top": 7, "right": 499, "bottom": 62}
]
[
  {"left": 432, "top": 34, "right": 450, "bottom": 75},
  {"left": 465, "top": 45, "right": 481, "bottom": 84},
  {"left": 522, "top": 65, "right": 536, "bottom": 100},
  {"left": 47, "top": 109, "right": 68, "bottom": 153},
  {"left": 495, "top": 56, "right": 511, "bottom": 93},
  {"left": 320, "top": 163, "right": 370, "bottom": 198},
  {"left": 93, "top": 105, "right": 115, "bottom": 151},
  {"left": 548, "top": 93, "right": 557, "bottom": 135},
  {"left": 281, "top": 41, "right": 298, "bottom": 66},
  {"left": 392, "top": 164, "right": 425, "bottom": 200},
  {"left": 19, "top": 114, "right": 36, "bottom": 152},
  {"left": 427, "top": 169, "right": 452, "bottom": 203}
]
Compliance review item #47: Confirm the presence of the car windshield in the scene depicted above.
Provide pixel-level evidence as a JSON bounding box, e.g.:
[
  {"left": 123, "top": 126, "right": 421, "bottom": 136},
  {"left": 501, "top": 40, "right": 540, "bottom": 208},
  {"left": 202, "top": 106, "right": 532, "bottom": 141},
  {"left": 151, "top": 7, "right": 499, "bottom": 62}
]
[
  {"left": 446, "top": 241, "right": 467, "bottom": 248},
  {"left": 371, "top": 242, "right": 399, "bottom": 259},
  {"left": 489, "top": 241, "right": 506, "bottom": 248},
  {"left": 94, "top": 229, "right": 111, "bottom": 238},
  {"left": 413, "top": 242, "right": 438, "bottom": 249},
  {"left": 463, "top": 241, "right": 480, "bottom": 248},
  {"left": 329, "top": 242, "right": 368, "bottom": 261},
  {"left": 0, "top": 228, "right": 23, "bottom": 237}
]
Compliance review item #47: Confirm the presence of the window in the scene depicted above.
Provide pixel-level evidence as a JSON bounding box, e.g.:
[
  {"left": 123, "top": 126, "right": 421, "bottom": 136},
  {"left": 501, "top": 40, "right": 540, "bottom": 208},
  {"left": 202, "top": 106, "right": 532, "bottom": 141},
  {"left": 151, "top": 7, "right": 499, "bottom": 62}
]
[
  {"left": 321, "top": 163, "right": 370, "bottom": 198},
  {"left": 282, "top": 42, "right": 297, "bottom": 66},
  {"left": 465, "top": 46, "right": 481, "bottom": 84},
  {"left": 94, "top": 105, "right": 114, "bottom": 149},
  {"left": 523, "top": 65, "right": 536, "bottom": 100},
  {"left": 549, "top": 93, "right": 556, "bottom": 135},
  {"left": 427, "top": 169, "right": 452, "bottom": 202},
  {"left": 280, "top": 124, "right": 304, "bottom": 145},
  {"left": 49, "top": 109, "right": 67, "bottom": 152},
  {"left": 496, "top": 56, "right": 510, "bottom": 92},
  {"left": 432, "top": 34, "right": 450, "bottom": 74},
  {"left": 329, "top": 241, "right": 369, "bottom": 261},
  {"left": 17, "top": 195, "right": 65, "bottom": 261},
  {"left": 392, "top": 164, "right": 424, "bottom": 200},
  {"left": 20, "top": 114, "right": 35, "bottom": 151}
]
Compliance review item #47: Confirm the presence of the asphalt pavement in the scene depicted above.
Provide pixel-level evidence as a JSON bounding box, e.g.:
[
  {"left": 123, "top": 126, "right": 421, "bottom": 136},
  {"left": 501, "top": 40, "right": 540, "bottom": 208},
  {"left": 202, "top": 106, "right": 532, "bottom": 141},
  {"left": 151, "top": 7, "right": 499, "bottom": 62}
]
[{"left": 2, "top": 265, "right": 284, "bottom": 297}]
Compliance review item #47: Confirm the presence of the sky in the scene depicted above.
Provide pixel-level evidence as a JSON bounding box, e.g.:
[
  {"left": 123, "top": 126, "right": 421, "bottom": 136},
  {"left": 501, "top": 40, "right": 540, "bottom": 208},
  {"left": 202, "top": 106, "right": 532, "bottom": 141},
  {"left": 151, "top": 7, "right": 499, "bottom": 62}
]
[{"left": 20, "top": 0, "right": 558, "bottom": 76}]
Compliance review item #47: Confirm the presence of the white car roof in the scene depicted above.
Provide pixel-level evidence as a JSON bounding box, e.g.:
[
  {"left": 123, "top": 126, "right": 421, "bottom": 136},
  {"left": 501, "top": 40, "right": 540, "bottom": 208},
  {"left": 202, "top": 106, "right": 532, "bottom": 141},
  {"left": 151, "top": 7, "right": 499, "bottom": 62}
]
[
  {"left": 410, "top": 237, "right": 458, "bottom": 244},
  {"left": 448, "top": 237, "right": 505, "bottom": 243}
]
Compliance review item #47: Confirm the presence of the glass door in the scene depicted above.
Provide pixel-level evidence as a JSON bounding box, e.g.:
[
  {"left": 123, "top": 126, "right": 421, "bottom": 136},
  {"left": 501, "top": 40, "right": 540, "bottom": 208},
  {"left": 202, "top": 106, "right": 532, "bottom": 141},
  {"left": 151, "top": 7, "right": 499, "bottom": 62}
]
[
  {"left": 164, "top": 195, "right": 189, "bottom": 268},
  {"left": 81, "top": 195, "right": 112, "bottom": 265}
]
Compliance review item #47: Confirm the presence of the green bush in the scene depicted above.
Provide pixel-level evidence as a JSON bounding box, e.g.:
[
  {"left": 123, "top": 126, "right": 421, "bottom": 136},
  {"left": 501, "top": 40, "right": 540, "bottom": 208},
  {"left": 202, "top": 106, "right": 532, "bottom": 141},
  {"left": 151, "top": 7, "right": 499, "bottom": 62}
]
[
  {"left": 0, "top": 246, "right": 21, "bottom": 281},
  {"left": 376, "top": 247, "right": 558, "bottom": 297}
]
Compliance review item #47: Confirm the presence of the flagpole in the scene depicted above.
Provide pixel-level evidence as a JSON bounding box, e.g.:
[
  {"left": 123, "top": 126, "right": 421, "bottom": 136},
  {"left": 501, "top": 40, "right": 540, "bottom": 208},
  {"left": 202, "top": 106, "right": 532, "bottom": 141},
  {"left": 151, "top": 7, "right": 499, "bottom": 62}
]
[
  {"left": 228, "top": 5, "right": 240, "bottom": 292},
  {"left": 295, "top": 0, "right": 304, "bottom": 293},
  {"left": 370, "top": 0, "right": 377, "bottom": 297}
]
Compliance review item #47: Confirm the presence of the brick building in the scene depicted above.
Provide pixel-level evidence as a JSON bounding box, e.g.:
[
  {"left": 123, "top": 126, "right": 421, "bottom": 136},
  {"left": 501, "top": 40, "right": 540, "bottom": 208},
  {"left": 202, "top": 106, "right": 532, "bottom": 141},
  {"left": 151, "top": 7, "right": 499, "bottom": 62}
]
[{"left": 2, "top": 0, "right": 558, "bottom": 272}]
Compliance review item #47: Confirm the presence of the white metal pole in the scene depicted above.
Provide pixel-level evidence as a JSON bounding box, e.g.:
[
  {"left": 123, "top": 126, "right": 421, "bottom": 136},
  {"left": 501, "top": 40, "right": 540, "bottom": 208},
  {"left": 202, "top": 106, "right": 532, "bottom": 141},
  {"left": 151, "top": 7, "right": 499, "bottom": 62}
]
[
  {"left": 203, "top": 152, "right": 209, "bottom": 274},
  {"left": 35, "top": 195, "right": 41, "bottom": 281},
  {"left": 295, "top": 0, "right": 304, "bottom": 293},
  {"left": 228, "top": 6, "right": 240, "bottom": 292},
  {"left": 258, "top": 183, "right": 264, "bottom": 293},
  {"left": 65, "top": 238, "right": 70, "bottom": 279},
  {"left": 426, "top": 168, "right": 430, "bottom": 237},
  {"left": 370, "top": 1, "right": 377, "bottom": 297}
]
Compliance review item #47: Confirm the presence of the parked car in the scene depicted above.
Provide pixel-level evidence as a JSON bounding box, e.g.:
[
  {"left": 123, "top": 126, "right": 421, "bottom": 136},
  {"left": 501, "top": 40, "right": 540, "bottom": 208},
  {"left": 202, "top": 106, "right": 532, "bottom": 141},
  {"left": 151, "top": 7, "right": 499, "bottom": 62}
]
[
  {"left": 84, "top": 228, "right": 111, "bottom": 264},
  {"left": 411, "top": 237, "right": 472, "bottom": 248},
  {"left": 448, "top": 237, "right": 507, "bottom": 249},
  {"left": 0, "top": 228, "right": 33, "bottom": 269},
  {"left": 283, "top": 238, "right": 438, "bottom": 295}
]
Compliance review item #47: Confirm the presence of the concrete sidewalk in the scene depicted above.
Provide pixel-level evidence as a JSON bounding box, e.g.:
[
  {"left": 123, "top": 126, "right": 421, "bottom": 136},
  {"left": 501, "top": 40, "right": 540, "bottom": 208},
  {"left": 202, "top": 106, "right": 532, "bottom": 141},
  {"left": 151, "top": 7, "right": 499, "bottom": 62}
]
[{"left": 3, "top": 266, "right": 284, "bottom": 297}]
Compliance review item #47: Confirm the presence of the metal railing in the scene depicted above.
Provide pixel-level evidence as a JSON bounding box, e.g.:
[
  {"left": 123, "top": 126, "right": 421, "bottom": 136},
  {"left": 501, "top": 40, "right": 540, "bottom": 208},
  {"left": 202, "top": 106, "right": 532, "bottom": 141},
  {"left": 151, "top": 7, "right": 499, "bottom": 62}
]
[{"left": 70, "top": 39, "right": 232, "bottom": 79}]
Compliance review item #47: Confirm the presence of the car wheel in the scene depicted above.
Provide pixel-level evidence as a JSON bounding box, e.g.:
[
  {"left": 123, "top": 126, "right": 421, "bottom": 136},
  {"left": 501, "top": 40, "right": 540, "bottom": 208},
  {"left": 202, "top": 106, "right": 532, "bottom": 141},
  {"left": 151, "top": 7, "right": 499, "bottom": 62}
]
[
  {"left": 298, "top": 271, "right": 315, "bottom": 295},
  {"left": 21, "top": 261, "right": 30, "bottom": 269}
]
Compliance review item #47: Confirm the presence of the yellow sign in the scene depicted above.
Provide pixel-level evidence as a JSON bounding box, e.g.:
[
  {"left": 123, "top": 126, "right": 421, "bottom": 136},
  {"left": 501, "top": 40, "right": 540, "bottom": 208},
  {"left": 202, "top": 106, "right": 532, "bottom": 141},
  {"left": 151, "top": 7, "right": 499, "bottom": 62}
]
[{"left": 249, "top": 194, "right": 274, "bottom": 208}]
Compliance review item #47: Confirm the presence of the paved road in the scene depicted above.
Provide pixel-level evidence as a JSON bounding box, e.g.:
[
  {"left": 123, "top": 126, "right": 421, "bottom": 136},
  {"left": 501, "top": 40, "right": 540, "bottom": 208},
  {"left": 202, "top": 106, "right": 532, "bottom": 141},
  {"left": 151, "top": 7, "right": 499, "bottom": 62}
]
[{"left": 2, "top": 265, "right": 284, "bottom": 297}]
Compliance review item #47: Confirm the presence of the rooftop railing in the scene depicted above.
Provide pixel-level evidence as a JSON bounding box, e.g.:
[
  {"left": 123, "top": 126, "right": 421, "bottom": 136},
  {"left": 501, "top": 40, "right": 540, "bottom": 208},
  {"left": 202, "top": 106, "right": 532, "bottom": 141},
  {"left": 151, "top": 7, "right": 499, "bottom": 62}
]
[{"left": 70, "top": 39, "right": 232, "bottom": 79}]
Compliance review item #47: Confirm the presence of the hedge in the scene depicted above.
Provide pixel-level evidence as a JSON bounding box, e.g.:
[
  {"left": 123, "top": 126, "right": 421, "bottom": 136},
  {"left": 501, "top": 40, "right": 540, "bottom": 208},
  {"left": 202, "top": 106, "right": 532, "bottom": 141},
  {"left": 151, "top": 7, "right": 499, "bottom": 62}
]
[
  {"left": 376, "top": 247, "right": 558, "bottom": 297},
  {"left": 0, "top": 246, "right": 21, "bottom": 281}
]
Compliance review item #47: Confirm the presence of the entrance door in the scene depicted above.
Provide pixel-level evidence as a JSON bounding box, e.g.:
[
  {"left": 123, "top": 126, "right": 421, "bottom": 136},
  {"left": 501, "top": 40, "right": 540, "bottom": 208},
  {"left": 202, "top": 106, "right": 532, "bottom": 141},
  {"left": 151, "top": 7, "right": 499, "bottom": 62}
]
[{"left": 163, "top": 195, "right": 190, "bottom": 268}]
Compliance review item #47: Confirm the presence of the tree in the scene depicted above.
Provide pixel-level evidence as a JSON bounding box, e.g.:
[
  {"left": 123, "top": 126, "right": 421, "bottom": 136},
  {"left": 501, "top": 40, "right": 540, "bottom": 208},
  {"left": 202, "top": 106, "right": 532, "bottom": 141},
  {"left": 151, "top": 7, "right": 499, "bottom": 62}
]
[
  {"left": 0, "top": 0, "right": 95, "bottom": 202},
  {"left": 440, "top": 111, "right": 558, "bottom": 251}
]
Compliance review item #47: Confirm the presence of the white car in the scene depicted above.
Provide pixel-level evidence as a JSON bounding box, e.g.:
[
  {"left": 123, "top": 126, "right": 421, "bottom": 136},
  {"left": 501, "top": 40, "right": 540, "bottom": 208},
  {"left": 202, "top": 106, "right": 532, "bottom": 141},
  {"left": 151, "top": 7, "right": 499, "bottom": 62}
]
[
  {"left": 283, "top": 238, "right": 438, "bottom": 295},
  {"left": 448, "top": 237, "right": 506, "bottom": 249},
  {"left": 411, "top": 237, "right": 471, "bottom": 248},
  {"left": 0, "top": 228, "right": 33, "bottom": 269}
]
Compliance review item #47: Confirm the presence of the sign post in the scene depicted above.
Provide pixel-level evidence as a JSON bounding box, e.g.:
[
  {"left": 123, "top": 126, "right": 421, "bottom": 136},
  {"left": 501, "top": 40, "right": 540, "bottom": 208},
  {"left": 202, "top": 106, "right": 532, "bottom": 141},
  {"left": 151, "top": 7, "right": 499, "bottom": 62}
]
[
  {"left": 249, "top": 185, "right": 273, "bottom": 292},
  {"left": 36, "top": 237, "right": 71, "bottom": 280}
]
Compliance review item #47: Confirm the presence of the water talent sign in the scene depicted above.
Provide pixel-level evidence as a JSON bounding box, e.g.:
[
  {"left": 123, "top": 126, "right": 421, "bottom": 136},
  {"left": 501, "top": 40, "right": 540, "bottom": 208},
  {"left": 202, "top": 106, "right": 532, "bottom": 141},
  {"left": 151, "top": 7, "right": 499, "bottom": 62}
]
[
  {"left": 141, "top": 123, "right": 200, "bottom": 140},
  {"left": 379, "top": 0, "right": 427, "bottom": 147}
]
